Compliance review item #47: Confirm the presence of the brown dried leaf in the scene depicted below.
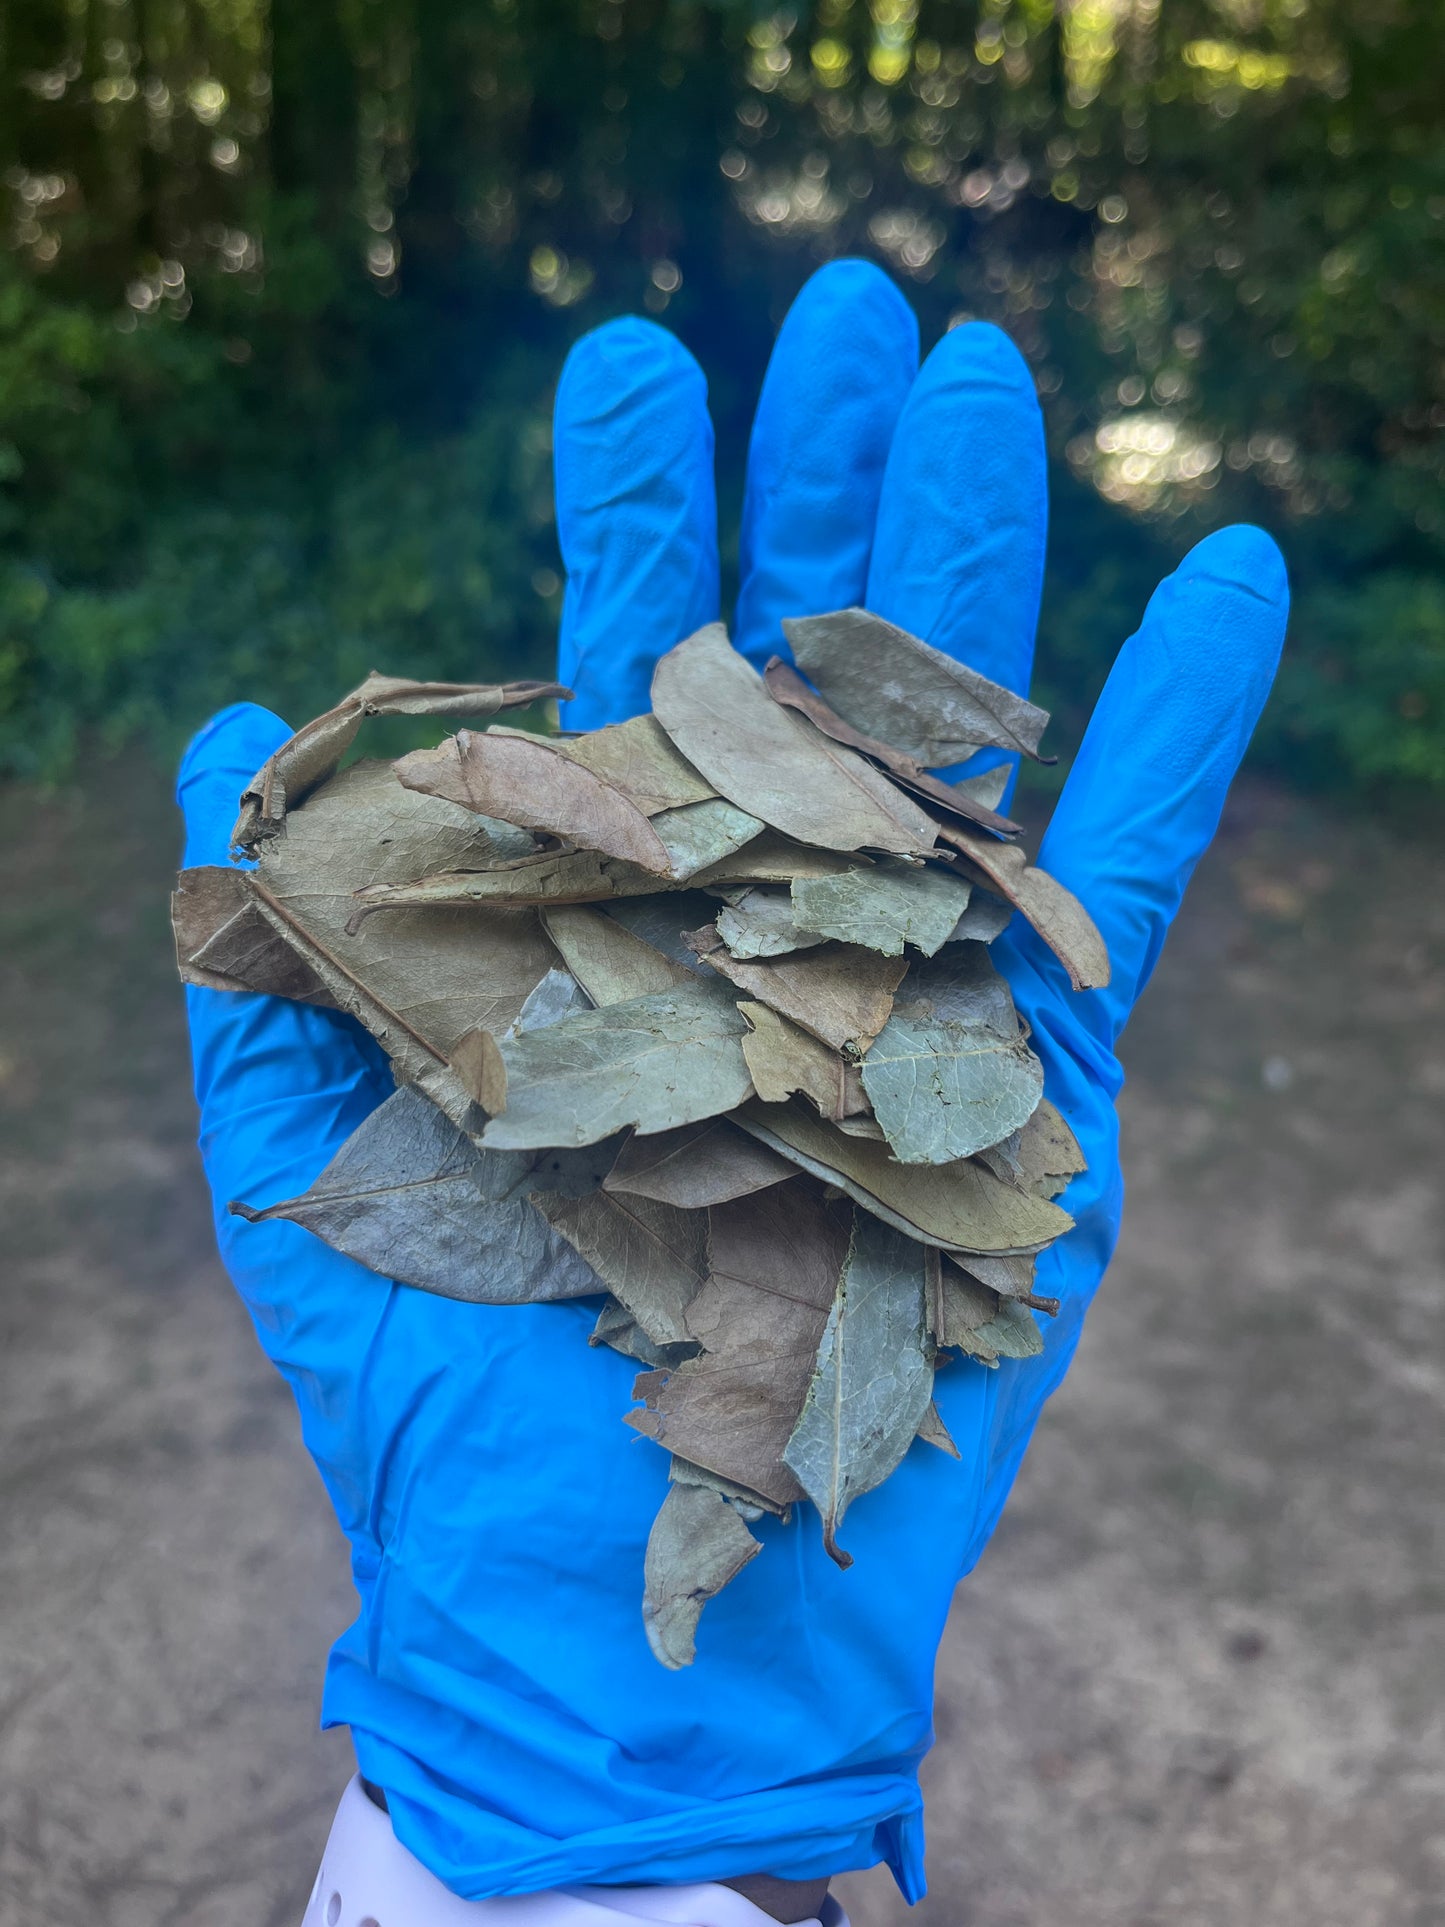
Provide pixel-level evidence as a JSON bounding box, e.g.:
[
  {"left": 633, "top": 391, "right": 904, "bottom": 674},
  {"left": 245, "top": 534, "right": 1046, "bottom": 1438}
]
[
  {"left": 604, "top": 1117, "right": 795, "bottom": 1208},
  {"left": 651, "top": 623, "right": 939, "bottom": 857},
  {"left": 232, "top": 672, "right": 568, "bottom": 855},
  {"left": 686, "top": 834, "right": 865, "bottom": 892},
  {"left": 714, "top": 887, "right": 826, "bottom": 961},
  {"left": 936, "top": 1256, "right": 1045, "bottom": 1363},
  {"left": 395, "top": 729, "right": 673, "bottom": 875},
  {"left": 530, "top": 1188, "right": 709, "bottom": 1348},
  {"left": 936, "top": 824, "right": 1110, "bottom": 991},
  {"left": 172, "top": 866, "right": 336, "bottom": 1005},
  {"left": 542, "top": 904, "right": 688, "bottom": 1006},
  {"left": 735, "top": 1101, "right": 1072, "bottom": 1256},
  {"left": 782, "top": 609, "right": 1051, "bottom": 766},
  {"left": 763, "top": 658, "right": 1021, "bottom": 838},
  {"left": 642, "top": 1481, "right": 762, "bottom": 1671},
  {"left": 233, "top": 764, "right": 559, "bottom": 1122},
  {"left": 917, "top": 1400, "right": 961, "bottom": 1458},
  {"left": 589, "top": 1300, "right": 701, "bottom": 1370},
  {"left": 736, "top": 1001, "right": 866, "bottom": 1122},
  {"left": 554, "top": 713, "right": 716, "bottom": 814},
  {"left": 689, "top": 926, "right": 907, "bottom": 1057},
  {"left": 626, "top": 1178, "right": 853, "bottom": 1507}
]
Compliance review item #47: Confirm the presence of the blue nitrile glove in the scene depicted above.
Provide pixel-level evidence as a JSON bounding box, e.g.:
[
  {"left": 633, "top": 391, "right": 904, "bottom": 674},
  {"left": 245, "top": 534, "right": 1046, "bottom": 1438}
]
[{"left": 179, "top": 258, "right": 1288, "bottom": 1905}]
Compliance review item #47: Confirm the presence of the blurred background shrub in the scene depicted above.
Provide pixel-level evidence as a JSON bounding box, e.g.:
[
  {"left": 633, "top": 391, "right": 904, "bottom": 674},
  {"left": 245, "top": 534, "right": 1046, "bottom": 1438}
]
[{"left": 0, "top": 0, "right": 1440, "bottom": 786}]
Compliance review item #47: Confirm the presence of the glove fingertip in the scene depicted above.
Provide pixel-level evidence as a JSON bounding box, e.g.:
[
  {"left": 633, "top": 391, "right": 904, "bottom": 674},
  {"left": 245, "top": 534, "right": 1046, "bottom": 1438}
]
[
  {"left": 177, "top": 702, "right": 290, "bottom": 868},
  {"left": 1179, "top": 522, "right": 1290, "bottom": 613}
]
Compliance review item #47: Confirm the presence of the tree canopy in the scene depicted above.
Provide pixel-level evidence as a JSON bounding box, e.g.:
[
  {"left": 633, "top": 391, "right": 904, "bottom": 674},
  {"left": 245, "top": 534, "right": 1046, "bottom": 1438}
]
[{"left": 1, "top": 0, "right": 1441, "bottom": 785}]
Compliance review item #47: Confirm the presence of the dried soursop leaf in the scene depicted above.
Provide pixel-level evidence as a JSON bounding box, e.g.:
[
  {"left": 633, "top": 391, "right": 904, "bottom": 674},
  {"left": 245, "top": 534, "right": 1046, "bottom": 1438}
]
[
  {"left": 689, "top": 926, "right": 906, "bottom": 1057},
  {"left": 735, "top": 1101, "right": 1072, "bottom": 1256},
  {"left": 714, "top": 887, "right": 826, "bottom": 961},
  {"left": 737, "top": 1001, "right": 866, "bottom": 1122},
  {"left": 782, "top": 609, "right": 1051, "bottom": 767},
  {"left": 783, "top": 1211, "right": 935, "bottom": 1565},
  {"left": 395, "top": 729, "right": 674, "bottom": 875},
  {"left": 642, "top": 1481, "right": 762, "bottom": 1671},
  {"left": 604, "top": 1117, "right": 795, "bottom": 1207},
  {"left": 589, "top": 1300, "right": 701, "bottom": 1369},
  {"left": 791, "top": 860, "right": 974, "bottom": 959},
  {"left": 916, "top": 1401, "right": 961, "bottom": 1458},
  {"left": 480, "top": 978, "right": 753, "bottom": 1150},
  {"left": 762, "top": 657, "right": 1021, "bottom": 837},
  {"left": 228, "top": 1086, "right": 610, "bottom": 1303},
  {"left": 936, "top": 1256, "right": 1045, "bottom": 1363},
  {"left": 172, "top": 866, "right": 335, "bottom": 1005},
  {"left": 651, "top": 623, "right": 938, "bottom": 857},
  {"left": 936, "top": 823, "right": 1110, "bottom": 991},
  {"left": 531, "top": 1188, "right": 708, "bottom": 1347},
  {"left": 549, "top": 712, "right": 715, "bottom": 815},
  {"left": 626, "top": 1178, "right": 853, "bottom": 1508},
  {"left": 542, "top": 905, "right": 688, "bottom": 1006},
  {"left": 232, "top": 672, "right": 567, "bottom": 855}
]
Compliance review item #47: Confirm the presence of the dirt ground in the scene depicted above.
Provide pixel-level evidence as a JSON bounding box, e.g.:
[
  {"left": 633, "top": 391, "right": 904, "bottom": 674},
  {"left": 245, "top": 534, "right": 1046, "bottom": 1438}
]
[{"left": 0, "top": 760, "right": 1440, "bottom": 1927}]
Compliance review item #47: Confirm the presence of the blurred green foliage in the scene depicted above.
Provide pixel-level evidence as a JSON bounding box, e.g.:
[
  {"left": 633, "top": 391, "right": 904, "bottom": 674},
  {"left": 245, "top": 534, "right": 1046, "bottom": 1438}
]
[{"left": 0, "top": 0, "right": 1441, "bottom": 786}]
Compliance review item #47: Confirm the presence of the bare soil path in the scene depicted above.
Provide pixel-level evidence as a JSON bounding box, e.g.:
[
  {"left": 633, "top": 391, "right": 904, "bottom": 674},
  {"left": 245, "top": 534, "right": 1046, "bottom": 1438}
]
[{"left": 1, "top": 763, "right": 1440, "bottom": 1927}]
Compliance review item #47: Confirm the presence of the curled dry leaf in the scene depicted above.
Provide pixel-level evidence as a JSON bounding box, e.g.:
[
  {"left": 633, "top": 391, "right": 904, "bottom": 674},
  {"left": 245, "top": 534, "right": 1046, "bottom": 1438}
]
[
  {"left": 642, "top": 1481, "right": 762, "bottom": 1672},
  {"left": 736, "top": 1100, "right": 1072, "bottom": 1256},
  {"left": 763, "top": 658, "right": 1021, "bottom": 838},
  {"left": 173, "top": 865, "right": 335, "bottom": 1005},
  {"left": 782, "top": 608, "right": 1051, "bottom": 767},
  {"left": 652, "top": 623, "right": 939, "bottom": 857},
  {"left": 688, "top": 925, "right": 907, "bottom": 1058},
  {"left": 936, "top": 823, "right": 1110, "bottom": 991},
  {"left": 231, "top": 672, "right": 569, "bottom": 855},
  {"left": 395, "top": 729, "right": 674, "bottom": 875}
]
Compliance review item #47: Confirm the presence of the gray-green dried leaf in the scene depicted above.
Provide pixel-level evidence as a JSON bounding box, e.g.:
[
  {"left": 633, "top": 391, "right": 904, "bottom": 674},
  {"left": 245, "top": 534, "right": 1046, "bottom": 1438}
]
[
  {"left": 783, "top": 609, "right": 1050, "bottom": 766},
  {"left": 668, "top": 1456, "right": 784, "bottom": 1520},
  {"left": 642, "top": 1481, "right": 762, "bottom": 1671},
  {"left": 783, "top": 1211, "right": 934, "bottom": 1566},
  {"left": 947, "top": 892, "right": 1013, "bottom": 945},
  {"left": 650, "top": 797, "right": 765, "bottom": 879},
  {"left": 604, "top": 1117, "right": 795, "bottom": 1207},
  {"left": 227, "top": 1086, "right": 610, "bottom": 1302},
  {"left": 541, "top": 905, "right": 688, "bottom": 1006},
  {"left": 714, "top": 887, "right": 825, "bottom": 961},
  {"left": 531, "top": 1188, "right": 708, "bottom": 1347},
  {"left": 736, "top": 1101, "right": 1072, "bottom": 1255},
  {"left": 510, "top": 966, "right": 590, "bottom": 1033},
  {"left": 232, "top": 672, "right": 567, "bottom": 855},
  {"left": 480, "top": 978, "right": 753, "bottom": 1150},
  {"left": 861, "top": 965, "right": 1045, "bottom": 1165},
  {"left": 791, "top": 860, "right": 973, "bottom": 959},
  {"left": 651, "top": 623, "right": 939, "bottom": 857}
]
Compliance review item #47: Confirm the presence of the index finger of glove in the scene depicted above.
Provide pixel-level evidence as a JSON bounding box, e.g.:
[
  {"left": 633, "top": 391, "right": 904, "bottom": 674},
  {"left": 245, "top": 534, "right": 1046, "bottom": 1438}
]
[
  {"left": 731, "top": 258, "right": 918, "bottom": 670},
  {"left": 1026, "top": 524, "right": 1289, "bottom": 1048},
  {"left": 553, "top": 317, "right": 719, "bottom": 729}
]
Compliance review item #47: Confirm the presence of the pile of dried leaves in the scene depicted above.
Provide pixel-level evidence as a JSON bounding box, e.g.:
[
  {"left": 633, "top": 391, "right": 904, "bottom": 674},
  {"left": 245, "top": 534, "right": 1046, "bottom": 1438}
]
[{"left": 174, "top": 612, "right": 1107, "bottom": 1668}]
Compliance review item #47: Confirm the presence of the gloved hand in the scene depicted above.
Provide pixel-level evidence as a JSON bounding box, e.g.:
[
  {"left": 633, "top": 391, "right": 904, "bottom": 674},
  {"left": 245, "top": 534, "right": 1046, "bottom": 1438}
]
[{"left": 178, "top": 259, "right": 1288, "bottom": 1905}]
